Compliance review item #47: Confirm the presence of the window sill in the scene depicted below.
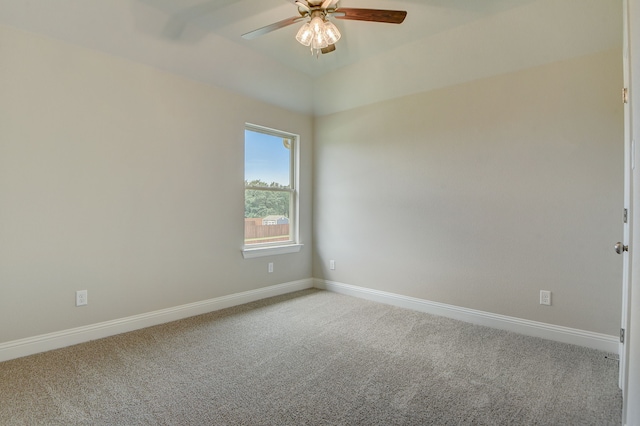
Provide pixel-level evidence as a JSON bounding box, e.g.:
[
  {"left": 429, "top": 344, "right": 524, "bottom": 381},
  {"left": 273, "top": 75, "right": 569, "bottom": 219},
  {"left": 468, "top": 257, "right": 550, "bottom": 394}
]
[{"left": 241, "top": 244, "right": 303, "bottom": 259}]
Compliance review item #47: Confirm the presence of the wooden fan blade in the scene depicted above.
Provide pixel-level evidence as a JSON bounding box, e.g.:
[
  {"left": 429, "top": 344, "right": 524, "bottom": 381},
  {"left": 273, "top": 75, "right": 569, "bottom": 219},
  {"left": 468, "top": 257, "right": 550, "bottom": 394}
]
[
  {"left": 321, "top": 44, "right": 336, "bottom": 54},
  {"left": 333, "top": 8, "right": 407, "bottom": 24},
  {"left": 242, "top": 16, "right": 306, "bottom": 40}
]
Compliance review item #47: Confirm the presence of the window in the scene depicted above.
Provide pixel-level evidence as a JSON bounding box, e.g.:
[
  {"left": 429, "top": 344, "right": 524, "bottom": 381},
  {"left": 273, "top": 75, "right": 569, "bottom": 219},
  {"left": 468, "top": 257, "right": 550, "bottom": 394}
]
[{"left": 243, "top": 124, "right": 301, "bottom": 258}]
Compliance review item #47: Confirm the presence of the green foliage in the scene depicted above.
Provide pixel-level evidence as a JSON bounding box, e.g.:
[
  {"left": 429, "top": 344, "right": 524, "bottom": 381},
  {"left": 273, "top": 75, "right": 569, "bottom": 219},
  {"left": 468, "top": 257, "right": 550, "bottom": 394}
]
[
  {"left": 245, "top": 179, "right": 289, "bottom": 189},
  {"left": 245, "top": 180, "right": 290, "bottom": 218}
]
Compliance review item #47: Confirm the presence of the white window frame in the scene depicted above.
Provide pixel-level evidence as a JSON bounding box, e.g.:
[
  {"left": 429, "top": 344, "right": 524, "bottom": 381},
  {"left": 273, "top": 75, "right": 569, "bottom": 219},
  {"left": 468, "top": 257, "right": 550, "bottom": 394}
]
[{"left": 242, "top": 123, "right": 302, "bottom": 259}]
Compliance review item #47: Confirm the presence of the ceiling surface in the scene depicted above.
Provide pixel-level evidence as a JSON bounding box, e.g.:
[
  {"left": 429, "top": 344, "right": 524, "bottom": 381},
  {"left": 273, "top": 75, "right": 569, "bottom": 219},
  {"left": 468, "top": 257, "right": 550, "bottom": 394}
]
[{"left": 0, "top": 0, "right": 622, "bottom": 115}]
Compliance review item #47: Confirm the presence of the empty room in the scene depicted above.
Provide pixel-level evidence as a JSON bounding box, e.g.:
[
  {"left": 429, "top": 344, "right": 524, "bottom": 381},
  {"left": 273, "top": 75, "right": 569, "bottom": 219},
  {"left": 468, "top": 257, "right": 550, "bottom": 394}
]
[{"left": 1, "top": 0, "right": 640, "bottom": 424}]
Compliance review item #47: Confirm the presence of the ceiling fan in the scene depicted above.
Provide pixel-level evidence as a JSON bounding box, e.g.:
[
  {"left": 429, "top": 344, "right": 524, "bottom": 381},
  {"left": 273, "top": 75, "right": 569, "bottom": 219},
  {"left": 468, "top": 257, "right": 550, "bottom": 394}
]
[{"left": 241, "top": 0, "right": 407, "bottom": 56}]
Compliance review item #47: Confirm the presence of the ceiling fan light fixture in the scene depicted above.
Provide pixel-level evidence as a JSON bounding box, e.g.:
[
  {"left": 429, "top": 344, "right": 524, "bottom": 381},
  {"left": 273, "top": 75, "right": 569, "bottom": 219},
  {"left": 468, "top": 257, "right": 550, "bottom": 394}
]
[
  {"left": 311, "top": 30, "right": 328, "bottom": 50},
  {"left": 295, "top": 13, "right": 341, "bottom": 55},
  {"left": 295, "top": 22, "right": 313, "bottom": 46},
  {"left": 310, "top": 16, "right": 324, "bottom": 34},
  {"left": 242, "top": 2, "right": 407, "bottom": 58},
  {"left": 323, "top": 20, "right": 341, "bottom": 44}
]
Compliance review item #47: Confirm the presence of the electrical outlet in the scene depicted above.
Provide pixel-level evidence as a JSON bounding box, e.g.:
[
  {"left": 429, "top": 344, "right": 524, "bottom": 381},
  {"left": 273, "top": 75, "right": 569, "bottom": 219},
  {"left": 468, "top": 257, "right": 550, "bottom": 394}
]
[
  {"left": 540, "top": 290, "right": 551, "bottom": 306},
  {"left": 76, "top": 290, "right": 88, "bottom": 307},
  {"left": 268, "top": 262, "right": 273, "bottom": 273},
  {"left": 330, "top": 260, "right": 335, "bottom": 270}
]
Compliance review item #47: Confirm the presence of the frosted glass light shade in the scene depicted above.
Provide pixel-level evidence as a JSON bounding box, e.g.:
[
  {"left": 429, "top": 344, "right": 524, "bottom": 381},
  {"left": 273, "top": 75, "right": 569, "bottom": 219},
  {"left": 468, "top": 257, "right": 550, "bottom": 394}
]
[
  {"left": 295, "top": 22, "right": 313, "bottom": 46},
  {"left": 311, "top": 30, "right": 328, "bottom": 49},
  {"left": 323, "top": 20, "right": 341, "bottom": 44},
  {"left": 310, "top": 16, "right": 324, "bottom": 34}
]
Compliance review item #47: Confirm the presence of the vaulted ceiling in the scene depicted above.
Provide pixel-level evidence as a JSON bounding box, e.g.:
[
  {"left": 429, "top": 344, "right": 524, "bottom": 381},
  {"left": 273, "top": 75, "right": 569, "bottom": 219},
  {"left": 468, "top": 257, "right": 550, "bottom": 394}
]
[{"left": 0, "top": 0, "right": 622, "bottom": 115}]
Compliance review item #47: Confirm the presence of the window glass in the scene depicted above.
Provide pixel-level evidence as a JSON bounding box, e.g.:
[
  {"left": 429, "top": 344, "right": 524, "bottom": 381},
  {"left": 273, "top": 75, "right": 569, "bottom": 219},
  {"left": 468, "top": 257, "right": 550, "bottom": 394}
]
[
  {"left": 245, "top": 130, "right": 291, "bottom": 188},
  {"left": 244, "top": 125, "right": 297, "bottom": 247}
]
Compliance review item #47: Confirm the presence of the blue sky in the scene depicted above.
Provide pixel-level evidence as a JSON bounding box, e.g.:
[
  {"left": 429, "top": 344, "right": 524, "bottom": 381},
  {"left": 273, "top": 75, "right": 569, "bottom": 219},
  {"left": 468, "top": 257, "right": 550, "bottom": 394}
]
[{"left": 244, "top": 129, "right": 291, "bottom": 186}]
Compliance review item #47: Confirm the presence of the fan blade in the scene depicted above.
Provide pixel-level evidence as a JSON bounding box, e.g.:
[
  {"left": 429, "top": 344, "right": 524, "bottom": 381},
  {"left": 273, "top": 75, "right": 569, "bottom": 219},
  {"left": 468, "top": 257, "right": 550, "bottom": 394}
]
[
  {"left": 321, "top": 44, "right": 336, "bottom": 54},
  {"left": 333, "top": 8, "right": 407, "bottom": 24},
  {"left": 242, "top": 16, "right": 306, "bottom": 40}
]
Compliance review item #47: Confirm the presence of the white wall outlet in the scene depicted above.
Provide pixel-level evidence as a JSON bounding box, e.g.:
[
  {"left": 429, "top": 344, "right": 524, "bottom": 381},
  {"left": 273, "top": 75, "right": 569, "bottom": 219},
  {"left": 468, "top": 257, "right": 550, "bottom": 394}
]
[
  {"left": 268, "top": 262, "right": 273, "bottom": 273},
  {"left": 330, "top": 260, "right": 335, "bottom": 270},
  {"left": 540, "top": 290, "right": 551, "bottom": 306},
  {"left": 76, "top": 290, "right": 88, "bottom": 307}
]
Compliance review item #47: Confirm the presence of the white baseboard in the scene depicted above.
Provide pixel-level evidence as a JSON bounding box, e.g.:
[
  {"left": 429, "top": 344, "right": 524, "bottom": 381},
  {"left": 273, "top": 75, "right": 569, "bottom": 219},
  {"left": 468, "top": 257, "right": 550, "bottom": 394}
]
[
  {"left": 0, "top": 279, "right": 314, "bottom": 363},
  {"left": 2, "top": 278, "right": 617, "bottom": 363},
  {"left": 314, "top": 279, "right": 619, "bottom": 353}
]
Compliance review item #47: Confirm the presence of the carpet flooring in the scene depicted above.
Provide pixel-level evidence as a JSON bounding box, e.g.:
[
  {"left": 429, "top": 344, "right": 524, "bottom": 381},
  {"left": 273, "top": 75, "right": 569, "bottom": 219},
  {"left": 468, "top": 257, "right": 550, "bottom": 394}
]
[{"left": 0, "top": 289, "right": 622, "bottom": 425}]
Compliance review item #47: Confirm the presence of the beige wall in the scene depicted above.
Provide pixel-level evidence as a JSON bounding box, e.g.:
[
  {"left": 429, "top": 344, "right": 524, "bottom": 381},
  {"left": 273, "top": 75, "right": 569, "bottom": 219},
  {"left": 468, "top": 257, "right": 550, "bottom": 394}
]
[
  {"left": 0, "top": 23, "right": 624, "bottom": 345},
  {"left": 313, "top": 49, "right": 623, "bottom": 336},
  {"left": 0, "top": 25, "right": 313, "bottom": 343}
]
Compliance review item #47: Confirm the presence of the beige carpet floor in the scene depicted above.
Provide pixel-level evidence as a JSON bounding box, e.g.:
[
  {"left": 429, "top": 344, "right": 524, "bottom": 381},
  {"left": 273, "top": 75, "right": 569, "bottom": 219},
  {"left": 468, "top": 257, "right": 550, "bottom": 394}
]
[{"left": 0, "top": 289, "right": 622, "bottom": 425}]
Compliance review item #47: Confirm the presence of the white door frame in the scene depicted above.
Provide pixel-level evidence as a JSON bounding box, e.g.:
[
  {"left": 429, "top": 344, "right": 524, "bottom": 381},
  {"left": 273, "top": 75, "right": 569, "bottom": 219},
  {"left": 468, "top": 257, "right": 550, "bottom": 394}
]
[
  {"left": 624, "top": 0, "right": 640, "bottom": 424},
  {"left": 620, "top": 0, "right": 632, "bottom": 393}
]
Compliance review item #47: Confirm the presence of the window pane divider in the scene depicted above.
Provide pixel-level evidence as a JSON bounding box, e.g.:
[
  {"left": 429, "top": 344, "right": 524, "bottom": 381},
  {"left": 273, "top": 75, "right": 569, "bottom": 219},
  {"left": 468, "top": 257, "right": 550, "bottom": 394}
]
[{"left": 245, "top": 186, "right": 293, "bottom": 192}]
